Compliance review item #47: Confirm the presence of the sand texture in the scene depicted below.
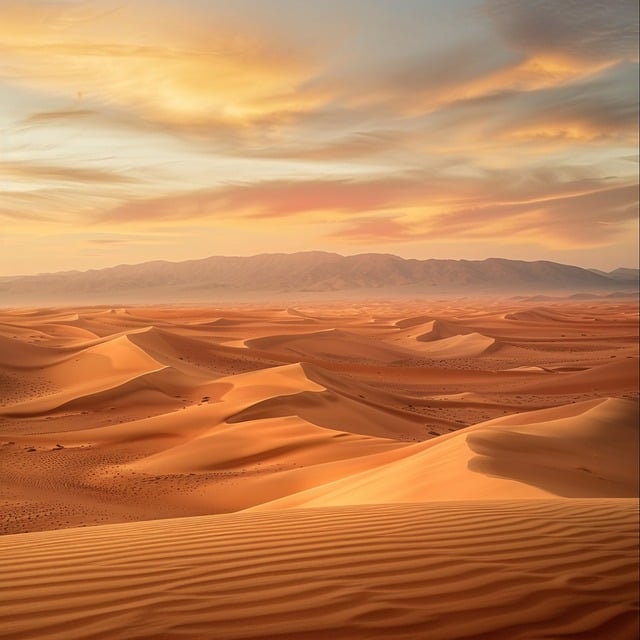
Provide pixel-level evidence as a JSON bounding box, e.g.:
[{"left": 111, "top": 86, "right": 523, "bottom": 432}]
[
  {"left": 1, "top": 500, "right": 638, "bottom": 640},
  {"left": 0, "top": 300, "right": 638, "bottom": 639}
]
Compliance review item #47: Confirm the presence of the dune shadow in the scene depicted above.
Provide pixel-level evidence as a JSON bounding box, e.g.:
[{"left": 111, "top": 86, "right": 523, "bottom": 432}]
[{"left": 466, "top": 429, "right": 634, "bottom": 498}]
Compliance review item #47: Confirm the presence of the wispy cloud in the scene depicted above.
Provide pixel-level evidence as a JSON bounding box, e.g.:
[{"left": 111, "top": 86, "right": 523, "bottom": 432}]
[
  {"left": 94, "top": 167, "right": 637, "bottom": 250},
  {"left": 22, "top": 109, "right": 96, "bottom": 125},
  {"left": 2, "top": 161, "right": 139, "bottom": 184},
  {"left": 485, "top": 0, "right": 639, "bottom": 63},
  {"left": 325, "top": 216, "right": 412, "bottom": 242},
  {"left": 425, "top": 183, "right": 639, "bottom": 245},
  {"left": 1, "top": 0, "right": 637, "bottom": 273}
]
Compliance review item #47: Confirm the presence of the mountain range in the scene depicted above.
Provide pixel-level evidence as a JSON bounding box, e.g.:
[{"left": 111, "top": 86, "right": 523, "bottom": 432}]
[{"left": 0, "top": 252, "right": 637, "bottom": 304}]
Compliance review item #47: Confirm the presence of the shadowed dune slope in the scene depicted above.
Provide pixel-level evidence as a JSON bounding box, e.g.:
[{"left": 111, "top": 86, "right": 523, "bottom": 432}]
[
  {"left": 512, "top": 358, "right": 639, "bottom": 394},
  {"left": 2, "top": 334, "right": 171, "bottom": 414},
  {"left": 412, "top": 332, "right": 497, "bottom": 357},
  {"left": 0, "top": 500, "right": 637, "bottom": 640},
  {"left": 257, "top": 398, "right": 639, "bottom": 509},
  {"left": 130, "top": 415, "right": 402, "bottom": 476},
  {"left": 226, "top": 361, "right": 430, "bottom": 440},
  {"left": 0, "top": 301, "right": 637, "bottom": 534},
  {"left": 0, "top": 334, "right": 73, "bottom": 369},
  {"left": 245, "top": 329, "right": 417, "bottom": 363}
]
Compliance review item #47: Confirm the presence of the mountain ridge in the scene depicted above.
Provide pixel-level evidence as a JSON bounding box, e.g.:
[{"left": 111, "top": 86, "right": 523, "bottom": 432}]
[{"left": 0, "top": 252, "right": 637, "bottom": 304}]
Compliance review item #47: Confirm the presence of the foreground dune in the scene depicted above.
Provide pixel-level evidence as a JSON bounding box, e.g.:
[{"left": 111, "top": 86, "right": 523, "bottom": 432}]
[{"left": 0, "top": 500, "right": 637, "bottom": 640}]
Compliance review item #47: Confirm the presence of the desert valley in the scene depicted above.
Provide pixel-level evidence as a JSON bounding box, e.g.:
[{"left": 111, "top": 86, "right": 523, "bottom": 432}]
[{"left": 0, "top": 295, "right": 638, "bottom": 638}]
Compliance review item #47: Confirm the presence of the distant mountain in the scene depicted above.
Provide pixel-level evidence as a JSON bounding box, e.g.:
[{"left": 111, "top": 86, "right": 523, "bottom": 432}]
[
  {"left": 0, "top": 252, "right": 637, "bottom": 304},
  {"left": 607, "top": 267, "right": 640, "bottom": 282},
  {"left": 588, "top": 267, "right": 639, "bottom": 282}
]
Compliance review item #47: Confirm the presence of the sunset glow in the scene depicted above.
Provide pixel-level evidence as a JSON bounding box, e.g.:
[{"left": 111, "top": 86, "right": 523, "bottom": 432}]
[{"left": 1, "top": 0, "right": 638, "bottom": 274}]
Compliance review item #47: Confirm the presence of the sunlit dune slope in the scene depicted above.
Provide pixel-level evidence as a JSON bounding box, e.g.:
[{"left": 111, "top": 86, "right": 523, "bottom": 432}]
[
  {"left": 256, "top": 398, "right": 639, "bottom": 509},
  {"left": 0, "top": 301, "right": 637, "bottom": 533},
  {"left": 1, "top": 334, "right": 180, "bottom": 415}
]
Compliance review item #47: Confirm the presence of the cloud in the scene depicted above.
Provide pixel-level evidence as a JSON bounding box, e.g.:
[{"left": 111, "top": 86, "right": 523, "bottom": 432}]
[
  {"left": 500, "top": 62, "right": 638, "bottom": 139},
  {"left": 87, "top": 238, "right": 124, "bottom": 245},
  {"left": 355, "top": 37, "right": 522, "bottom": 113},
  {"left": 5, "top": 0, "right": 634, "bottom": 171},
  {"left": 325, "top": 216, "right": 412, "bottom": 242},
  {"left": 2, "top": 161, "right": 139, "bottom": 184},
  {"left": 97, "top": 176, "right": 413, "bottom": 224},
  {"left": 0, "top": 184, "right": 130, "bottom": 228},
  {"left": 424, "top": 183, "right": 639, "bottom": 245},
  {"left": 94, "top": 167, "right": 638, "bottom": 251},
  {"left": 0, "top": 1, "right": 321, "bottom": 131},
  {"left": 97, "top": 170, "right": 546, "bottom": 224},
  {"left": 86, "top": 233, "right": 174, "bottom": 246},
  {"left": 485, "top": 0, "right": 639, "bottom": 63},
  {"left": 420, "top": 61, "right": 638, "bottom": 150},
  {"left": 1, "top": 0, "right": 637, "bottom": 272},
  {"left": 22, "top": 109, "right": 96, "bottom": 125},
  {"left": 0, "top": 208, "right": 55, "bottom": 223},
  {"left": 325, "top": 181, "right": 638, "bottom": 250},
  {"left": 248, "top": 130, "right": 412, "bottom": 162}
]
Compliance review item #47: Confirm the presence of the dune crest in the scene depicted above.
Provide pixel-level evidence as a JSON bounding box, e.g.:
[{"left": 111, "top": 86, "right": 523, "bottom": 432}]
[
  {"left": 254, "top": 398, "right": 639, "bottom": 509},
  {"left": 1, "top": 301, "right": 637, "bottom": 531},
  {"left": 0, "top": 301, "right": 637, "bottom": 640}
]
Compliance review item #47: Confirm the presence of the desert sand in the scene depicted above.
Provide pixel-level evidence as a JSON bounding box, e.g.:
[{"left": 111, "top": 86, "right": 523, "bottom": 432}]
[{"left": 0, "top": 299, "right": 638, "bottom": 639}]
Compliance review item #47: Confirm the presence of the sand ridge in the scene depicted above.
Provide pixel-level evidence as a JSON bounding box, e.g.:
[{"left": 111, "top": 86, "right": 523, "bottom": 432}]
[
  {"left": 0, "top": 300, "right": 638, "bottom": 532},
  {"left": 0, "top": 300, "right": 638, "bottom": 639},
  {"left": 254, "top": 397, "right": 638, "bottom": 509}
]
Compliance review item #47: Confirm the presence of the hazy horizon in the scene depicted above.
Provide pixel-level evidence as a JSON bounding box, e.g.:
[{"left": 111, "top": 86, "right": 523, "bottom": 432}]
[
  {"left": 2, "top": 0, "right": 638, "bottom": 277},
  {"left": 1, "top": 248, "right": 638, "bottom": 280}
]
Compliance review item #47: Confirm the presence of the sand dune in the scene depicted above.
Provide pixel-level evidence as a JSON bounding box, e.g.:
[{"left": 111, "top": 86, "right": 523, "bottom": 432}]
[
  {"left": 155, "top": 415, "right": 397, "bottom": 469},
  {"left": 0, "top": 334, "right": 73, "bottom": 369},
  {"left": 413, "top": 331, "right": 497, "bottom": 357},
  {"left": 1, "top": 300, "right": 638, "bottom": 533},
  {"left": 255, "top": 398, "right": 639, "bottom": 509},
  {"left": 0, "top": 500, "right": 637, "bottom": 640},
  {"left": 226, "top": 362, "right": 430, "bottom": 439},
  {"left": 513, "top": 358, "right": 639, "bottom": 394},
  {"left": 386, "top": 318, "right": 503, "bottom": 357},
  {"left": 246, "top": 328, "right": 418, "bottom": 363},
  {"left": 0, "top": 300, "right": 638, "bottom": 639},
  {"left": 126, "top": 326, "right": 231, "bottom": 373},
  {"left": 2, "top": 334, "right": 170, "bottom": 415}
]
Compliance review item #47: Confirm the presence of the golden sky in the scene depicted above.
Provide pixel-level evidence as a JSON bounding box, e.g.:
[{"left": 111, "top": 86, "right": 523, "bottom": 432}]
[{"left": 1, "top": 0, "right": 638, "bottom": 275}]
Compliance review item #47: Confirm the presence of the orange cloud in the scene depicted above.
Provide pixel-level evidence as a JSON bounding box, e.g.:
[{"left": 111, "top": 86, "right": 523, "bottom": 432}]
[
  {"left": 93, "top": 169, "right": 638, "bottom": 251},
  {"left": 485, "top": 0, "right": 638, "bottom": 64},
  {"left": 97, "top": 177, "right": 407, "bottom": 224},
  {"left": 0, "top": 1, "right": 324, "bottom": 134},
  {"left": 5, "top": 0, "right": 634, "bottom": 171},
  {"left": 325, "top": 217, "right": 411, "bottom": 243},
  {"left": 2, "top": 1, "right": 637, "bottom": 273},
  {"left": 2, "top": 161, "right": 139, "bottom": 184},
  {"left": 22, "top": 109, "right": 96, "bottom": 125},
  {"left": 423, "top": 183, "right": 638, "bottom": 246}
]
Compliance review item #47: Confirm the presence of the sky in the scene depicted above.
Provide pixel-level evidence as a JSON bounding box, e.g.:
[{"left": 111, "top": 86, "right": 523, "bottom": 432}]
[{"left": 1, "top": 0, "right": 638, "bottom": 276}]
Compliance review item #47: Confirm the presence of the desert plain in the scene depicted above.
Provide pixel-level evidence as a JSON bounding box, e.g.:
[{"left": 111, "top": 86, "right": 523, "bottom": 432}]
[{"left": 0, "top": 298, "right": 638, "bottom": 639}]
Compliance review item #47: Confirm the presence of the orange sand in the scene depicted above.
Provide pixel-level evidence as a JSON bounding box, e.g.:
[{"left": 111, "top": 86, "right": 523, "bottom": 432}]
[{"left": 0, "top": 300, "right": 638, "bottom": 639}]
